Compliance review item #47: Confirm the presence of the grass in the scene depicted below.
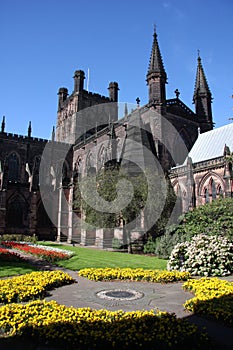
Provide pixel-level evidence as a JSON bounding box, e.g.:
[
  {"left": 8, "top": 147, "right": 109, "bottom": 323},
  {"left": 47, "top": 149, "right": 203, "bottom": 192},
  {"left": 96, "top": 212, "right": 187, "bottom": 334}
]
[
  {"left": 0, "top": 260, "right": 38, "bottom": 277},
  {"left": 40, "top": 242, "right": 168, "bottom": 270}
]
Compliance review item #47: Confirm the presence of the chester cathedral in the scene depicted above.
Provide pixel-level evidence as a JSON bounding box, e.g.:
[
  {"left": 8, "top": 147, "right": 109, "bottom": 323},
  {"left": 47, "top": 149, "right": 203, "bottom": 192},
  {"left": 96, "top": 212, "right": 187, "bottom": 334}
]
[{"left": 0, "top": 30, "right": 232, "bottom": 245}]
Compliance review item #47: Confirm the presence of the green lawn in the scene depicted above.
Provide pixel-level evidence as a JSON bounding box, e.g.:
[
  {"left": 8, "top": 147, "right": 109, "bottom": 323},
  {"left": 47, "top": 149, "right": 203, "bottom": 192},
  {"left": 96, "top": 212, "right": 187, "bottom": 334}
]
[
  {"left": 40, "top": 243, "right": 168, "bottom": 270},
  {"left": 0, "top": 260, "right": 38, "bottom": 278}
]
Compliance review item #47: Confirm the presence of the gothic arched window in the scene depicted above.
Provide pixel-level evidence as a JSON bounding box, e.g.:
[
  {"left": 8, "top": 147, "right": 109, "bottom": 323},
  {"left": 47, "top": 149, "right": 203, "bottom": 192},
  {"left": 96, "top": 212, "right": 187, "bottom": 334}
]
[{"left": 8, "top": 153, "right": 20, "bottom": 182}]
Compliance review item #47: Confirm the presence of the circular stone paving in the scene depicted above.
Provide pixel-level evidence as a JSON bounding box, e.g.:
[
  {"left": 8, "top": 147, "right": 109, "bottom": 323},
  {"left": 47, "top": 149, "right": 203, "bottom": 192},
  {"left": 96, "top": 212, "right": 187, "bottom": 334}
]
[{"left": 96, "top": 289, "right": 144, "bottom": 301}]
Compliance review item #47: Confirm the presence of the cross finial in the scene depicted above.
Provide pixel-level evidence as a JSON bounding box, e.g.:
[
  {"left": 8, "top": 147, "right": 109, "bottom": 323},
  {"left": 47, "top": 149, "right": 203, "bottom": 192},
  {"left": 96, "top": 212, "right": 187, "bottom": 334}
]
[
  {"left": 136, "top": 97, "right": 140, "bottom": 107},
  {"left": 174, "top": 89, "right": 180, "bottom": 99},
  {"left": 153, "top": 23, "right": 156, "bottom": 34}
]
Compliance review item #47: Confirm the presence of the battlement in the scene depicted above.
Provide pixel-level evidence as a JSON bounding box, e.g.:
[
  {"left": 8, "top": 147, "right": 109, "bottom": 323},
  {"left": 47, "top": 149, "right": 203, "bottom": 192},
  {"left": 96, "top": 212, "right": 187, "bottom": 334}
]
[
  {"left": 0, "top": 131, "right": 49, "bottom": 143},
  {"left": 81, "top": 90, "right": 110, "bottom": 101}
]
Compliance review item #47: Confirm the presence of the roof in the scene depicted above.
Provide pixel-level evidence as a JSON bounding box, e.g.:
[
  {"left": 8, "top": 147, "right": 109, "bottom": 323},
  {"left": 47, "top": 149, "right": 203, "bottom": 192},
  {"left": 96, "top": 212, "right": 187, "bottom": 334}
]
[{"left": 188, "top": 123, "right": 233, "bottom": 163}]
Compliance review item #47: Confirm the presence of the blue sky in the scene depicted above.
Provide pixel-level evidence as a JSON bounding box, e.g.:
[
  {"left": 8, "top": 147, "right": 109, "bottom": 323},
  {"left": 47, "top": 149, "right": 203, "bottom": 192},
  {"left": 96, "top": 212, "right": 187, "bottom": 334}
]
[{"left": 1, "top": 0, "right": 233, "bottom": 139}]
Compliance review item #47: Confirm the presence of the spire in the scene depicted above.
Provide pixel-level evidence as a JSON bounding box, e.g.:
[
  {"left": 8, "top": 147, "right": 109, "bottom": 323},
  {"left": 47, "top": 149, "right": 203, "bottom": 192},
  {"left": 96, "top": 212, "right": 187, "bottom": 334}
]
[
  {"left": 193, "top": 53, "right": 213, "bottom": 132},
  {"left": 146, "top": 29, "right": 167, "bottom": 112},
  {"left": 51, "top": 126, "right": 55, "bottom": 142},
  {"left": 147, "top": 29, "right": 167, "bottom": 78},
  {"left": 193, "top": 53, "right": 211, "bottom": 97},
  {"left": 28, "top": 121, "right": 32, "bottom": 137},
  {"left": 1, "top": 116, "right": 5, "bottom": 133}
]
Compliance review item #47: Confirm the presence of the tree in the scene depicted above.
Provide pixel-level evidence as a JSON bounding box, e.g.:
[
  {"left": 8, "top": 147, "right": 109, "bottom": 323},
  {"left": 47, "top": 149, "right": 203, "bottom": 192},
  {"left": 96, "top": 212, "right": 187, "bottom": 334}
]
[{"left": 73, "top": 165, "right": 177, "bottom": 252}]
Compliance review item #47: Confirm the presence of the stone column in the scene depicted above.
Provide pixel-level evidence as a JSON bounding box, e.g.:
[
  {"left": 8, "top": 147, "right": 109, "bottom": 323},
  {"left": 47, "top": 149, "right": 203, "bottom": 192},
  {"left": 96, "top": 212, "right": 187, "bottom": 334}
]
[
  {"left": 67, "top": 183, "right": 73, "bottom": 244},
  {"left": 96, "top": 228, "right": 104, "bottom": 248},
  {"left": 29, "top": 191, "right": 37, "bottom": 236},
  {"left": 80, "top": 209, "right": 87, "bottom": 245},
  {"left": 57, "top": 182, "right": 62, "bottom": 242}
]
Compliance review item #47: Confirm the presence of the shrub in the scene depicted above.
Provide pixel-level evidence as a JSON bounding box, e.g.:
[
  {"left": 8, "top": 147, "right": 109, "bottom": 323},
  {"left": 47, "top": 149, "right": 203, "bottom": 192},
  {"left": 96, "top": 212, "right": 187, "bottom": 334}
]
[
  {"left": 143, "top": 236, "right": 156, "bottom": 254},
  {"left": 173, "top": 198, "right": 233, "bottom": 239},
  {"left": 112, "top": 238, "right": 123, "bottom": 250},
  {"left": 167, "top": 234, "right": 233, "bottom": 276},
  {"left": 154, "top": 232, "right": 183, "bottom": 259},
  {"left": 0, "top": 234, "right": 37, "bottom": 243}
]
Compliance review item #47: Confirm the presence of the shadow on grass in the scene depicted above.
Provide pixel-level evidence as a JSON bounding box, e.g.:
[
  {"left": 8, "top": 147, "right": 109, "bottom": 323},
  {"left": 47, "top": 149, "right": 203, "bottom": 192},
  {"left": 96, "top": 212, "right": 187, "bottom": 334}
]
[{"left": 0, "top": 260, "right": 38, "bottom": 277}]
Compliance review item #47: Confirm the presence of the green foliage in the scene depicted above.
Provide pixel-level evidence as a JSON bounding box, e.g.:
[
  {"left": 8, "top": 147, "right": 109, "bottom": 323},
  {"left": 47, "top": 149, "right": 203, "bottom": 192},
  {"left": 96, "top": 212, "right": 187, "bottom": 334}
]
[
  {"left": 174, "top": 197, "right": 233, "bottom": 239},
  {"left": 74, "top": 167, "right": 176, "bottom": 234},
  {"left": 154, "top": 232, "right": 184, "bottom": 259},
  {"left": 112, "top": 238, "right": 124, "bottom": 250},
  {"left": 149, "top": 197, "right": 233, "bottom": 259},
  {"left": 0, "top": 234, "right": 38, "bottom": 243},
  {"left": 143, "top": 236, "right": 156, "bottom": 254}
]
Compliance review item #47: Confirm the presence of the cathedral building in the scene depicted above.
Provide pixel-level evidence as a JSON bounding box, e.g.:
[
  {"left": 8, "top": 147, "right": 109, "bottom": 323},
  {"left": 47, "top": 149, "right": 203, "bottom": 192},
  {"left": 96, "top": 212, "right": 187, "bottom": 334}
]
[{"left": 1, "top": 29, "right": 229, "bottom": 246}]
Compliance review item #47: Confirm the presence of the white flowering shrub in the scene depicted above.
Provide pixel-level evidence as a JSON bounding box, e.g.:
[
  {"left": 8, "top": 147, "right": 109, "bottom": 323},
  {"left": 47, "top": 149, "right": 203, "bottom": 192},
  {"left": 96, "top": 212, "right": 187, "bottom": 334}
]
[{"left": 167, "top": 234, "right": 233, "bottom": 277}]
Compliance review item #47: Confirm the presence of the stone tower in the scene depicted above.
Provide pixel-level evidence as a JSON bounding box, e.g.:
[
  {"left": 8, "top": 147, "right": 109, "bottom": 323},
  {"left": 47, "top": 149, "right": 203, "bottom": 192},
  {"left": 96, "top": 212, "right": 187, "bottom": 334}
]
[
  {"left": 146, "top": 28, "right": 167, "bottom": 114},
  {"left": 193, "top": 54, "right": 213, "bottom": 132},
  {"left": 56, "top": 70, "right": 119, "bottom": 143}
]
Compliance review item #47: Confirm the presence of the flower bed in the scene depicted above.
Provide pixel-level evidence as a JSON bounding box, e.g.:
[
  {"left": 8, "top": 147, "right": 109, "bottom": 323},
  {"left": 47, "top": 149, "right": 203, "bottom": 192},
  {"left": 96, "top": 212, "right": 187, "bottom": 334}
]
[
  {"left": 0, "top": 241, "right": 73, "bottom": 262},
  {"left": 0, "top": 300, "right": 209, "bottom": 349},
  {"left": 183, "top": 277, "right": 233, "bottom": 326},
  {"left": 78, "top": 267, "right": 190, "bottom": 282},
  {"left": 0, "top": 247, "right": 23, "bottom": 262},
  {"left": 0, "top": 271, "right": 75, "bottom": 304}
]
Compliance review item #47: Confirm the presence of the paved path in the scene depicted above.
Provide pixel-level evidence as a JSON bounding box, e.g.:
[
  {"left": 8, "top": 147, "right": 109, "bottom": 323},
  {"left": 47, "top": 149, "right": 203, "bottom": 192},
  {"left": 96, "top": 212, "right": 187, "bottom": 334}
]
[
  {"left": 44, "top": 266, "right": 233, "bottom": 349},
  {"left": 3, "top": 250, "right": 233, "bottom": 349}
]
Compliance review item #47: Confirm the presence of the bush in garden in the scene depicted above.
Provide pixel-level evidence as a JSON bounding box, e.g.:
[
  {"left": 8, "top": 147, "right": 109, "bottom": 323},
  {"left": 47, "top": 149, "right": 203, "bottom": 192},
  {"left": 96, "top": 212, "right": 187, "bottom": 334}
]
[
  {"left": 143, "top": 236, "right": 157, "bottom": 254},
  {"left": 0, "top": 234, "right": 37, "bottom": 243},
  {"left": 167, "top": 234, "right": 233, "bottom": 276},
  {"left": 154, "top": 232, "right": 184, "bottom": 259},
  {"left": 172, "top": 198, "right": 233, "bottom": 239}
]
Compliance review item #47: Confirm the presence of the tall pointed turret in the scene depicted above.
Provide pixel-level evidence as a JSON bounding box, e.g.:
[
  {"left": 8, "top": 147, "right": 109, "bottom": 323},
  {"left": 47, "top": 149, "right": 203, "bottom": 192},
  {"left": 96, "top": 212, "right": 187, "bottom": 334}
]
[
  {"left": 146, "top": 28, "right": 167, "bottom": 113},
  {"left": 193, "top": 54, "right": 213, "bottom": 132}
]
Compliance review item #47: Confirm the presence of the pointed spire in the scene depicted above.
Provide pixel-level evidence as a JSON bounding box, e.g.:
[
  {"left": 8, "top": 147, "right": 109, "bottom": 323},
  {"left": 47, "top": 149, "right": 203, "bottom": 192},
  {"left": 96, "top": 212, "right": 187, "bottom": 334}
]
[
  {"left": 193, "top": 53, "right": 211, "bottom": 98},
  {"left": 146, "top": 29, "right": 167, "bottom": 111},
  {"left": 147, "top": 28, "right": 167, "bottom": 79},
  {"left": 51, "top": 126, "right": 55, "bottom": 142},
  {"left": 28, "top": 121, "right": 32, "bottom": 137},
  {"left": 193, "top": 53, "right": 213, "bottom": 132},
  {"left": 1, "top": 116, "right": 5, "bottom": 133}
]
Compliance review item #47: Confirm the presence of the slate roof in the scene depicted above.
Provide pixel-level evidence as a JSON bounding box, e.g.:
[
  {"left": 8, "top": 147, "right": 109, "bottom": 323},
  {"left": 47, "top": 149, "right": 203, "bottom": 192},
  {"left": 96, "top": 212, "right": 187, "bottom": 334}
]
[{"left": 188, "top": 123, "right": 233, "bottom": 163}]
